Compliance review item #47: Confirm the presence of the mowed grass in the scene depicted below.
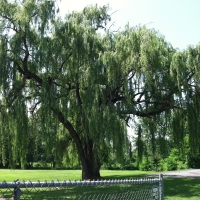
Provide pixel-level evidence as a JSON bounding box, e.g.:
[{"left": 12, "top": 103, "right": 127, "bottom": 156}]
[
  {"left": 0, "top": 169, "right": 200, "bottom": 199},
  {"left": 0, "top": 169, "right": 82, "bottom": 182},
  {"left": 0, "top": 169, "right": 155, "bottom": 182},
  {"left": 164, "top": 178, "right": 200, "bottom": 200}
]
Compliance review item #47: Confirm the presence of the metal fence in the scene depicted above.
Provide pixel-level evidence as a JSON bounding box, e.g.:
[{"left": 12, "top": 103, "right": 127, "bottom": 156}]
[{"left": 0, "top": 174, "right": 163, "bottom": 200}]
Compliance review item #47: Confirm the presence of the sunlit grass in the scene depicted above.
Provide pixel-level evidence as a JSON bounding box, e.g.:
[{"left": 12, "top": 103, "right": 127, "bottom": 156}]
[
  {"left": 0, "top": 169, "right": 82, "bottom": 182},
  {"left": 0, "top": 169, "right": 154, "bottom": 182}
]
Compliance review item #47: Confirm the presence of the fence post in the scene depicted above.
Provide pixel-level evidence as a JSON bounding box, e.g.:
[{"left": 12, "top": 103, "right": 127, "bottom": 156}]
[
  {"left": 159, "top": 174, "right": 164, "bottom": 200},
  {"left": 13, "top": 185, "right": 21, "bottom": 200}
]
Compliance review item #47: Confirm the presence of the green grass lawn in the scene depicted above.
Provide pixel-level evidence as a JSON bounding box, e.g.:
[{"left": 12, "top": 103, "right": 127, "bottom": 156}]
[
  {"left": 0, "top": 169, "right": 155, "bottom": 181},
  {"left": 0, "top": 169, "right": 200, "bottom": 199},
  {"left": 164, "top": 178, "right": 200, "bottom": 200}
]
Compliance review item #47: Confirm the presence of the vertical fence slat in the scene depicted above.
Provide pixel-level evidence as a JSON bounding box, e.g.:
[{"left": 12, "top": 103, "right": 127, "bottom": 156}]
[
  {"left": 13, "top": 186, "right": 21, "bottom": 200},
  {"left": 159, "top": 174, "right": 164, "bottom": 200}
]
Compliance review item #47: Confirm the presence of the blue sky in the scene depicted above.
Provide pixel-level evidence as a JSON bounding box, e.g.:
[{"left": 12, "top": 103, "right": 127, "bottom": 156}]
[{"left": 58, "top": 0, "right": 200, "bottom": 51}]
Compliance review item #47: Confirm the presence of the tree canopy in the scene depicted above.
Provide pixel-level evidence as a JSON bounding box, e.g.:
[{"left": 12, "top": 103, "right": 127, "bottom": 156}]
[{"left": 0, "top": 0, "right": 200, "bottom": 179}]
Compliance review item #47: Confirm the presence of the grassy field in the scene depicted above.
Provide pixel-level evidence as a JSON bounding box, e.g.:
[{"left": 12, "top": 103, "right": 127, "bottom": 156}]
[
  {"left": 0, "top": 169, "right": 200, "bottom": 199},
  {"left": 0, "top": 169, "right": 156, "bottom": 181}
]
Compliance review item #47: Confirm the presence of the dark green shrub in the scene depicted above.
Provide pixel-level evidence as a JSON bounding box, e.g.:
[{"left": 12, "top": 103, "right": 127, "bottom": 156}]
[{"left": 139, "top": 157, "right": 152, "bottom": 171}]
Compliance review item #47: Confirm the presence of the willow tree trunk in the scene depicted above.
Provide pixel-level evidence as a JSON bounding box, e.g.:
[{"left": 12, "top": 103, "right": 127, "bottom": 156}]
[
  {"left": 54, "top": 109, "right": 101, "bottom": 180},
  {"left": 80, "top": 140, "right": 101, "bottom": 180}
]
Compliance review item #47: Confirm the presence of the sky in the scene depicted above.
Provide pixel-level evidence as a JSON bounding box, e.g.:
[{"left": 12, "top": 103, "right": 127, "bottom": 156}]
[{"left": 58, "top": 0, "right": 200, "bottom": 51}]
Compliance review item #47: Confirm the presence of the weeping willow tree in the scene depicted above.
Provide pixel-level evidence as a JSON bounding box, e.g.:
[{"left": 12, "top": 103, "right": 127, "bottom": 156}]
[
  {"left": 0, "top": 0, "right": 128, "bottom": 179},
  {"left": 135, "top": 44, "right": 200, "bottom": 161},
  {"left": 1, "top": 0, "right": 200, "bottom": 179}
]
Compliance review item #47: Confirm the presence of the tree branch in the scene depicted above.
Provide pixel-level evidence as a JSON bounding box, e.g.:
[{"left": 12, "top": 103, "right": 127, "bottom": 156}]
[
  {"left": 51, "top": 107, "right": 87, "bottom": 165},
  {"left": 7, "top": 77, "right": 26, "bottom": 107}
]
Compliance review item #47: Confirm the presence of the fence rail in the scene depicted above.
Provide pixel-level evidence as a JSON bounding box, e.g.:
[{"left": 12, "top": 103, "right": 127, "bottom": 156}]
[{"left": 0, "top": 174, "right": 164, "bottom": 200}]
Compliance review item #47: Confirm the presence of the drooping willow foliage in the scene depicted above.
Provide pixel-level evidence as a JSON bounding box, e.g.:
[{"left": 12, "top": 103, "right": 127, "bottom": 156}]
[
  {"left": 135, "top": 44, "right": 200, "bottom": 160},
  {"left": 0, "top": 0, "right": 200, "bottom": 178}
]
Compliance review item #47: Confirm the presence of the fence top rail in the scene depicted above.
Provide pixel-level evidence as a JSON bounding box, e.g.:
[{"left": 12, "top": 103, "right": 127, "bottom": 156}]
[{"left": 0, "top": 175, "right": 162, "bottom": 188}]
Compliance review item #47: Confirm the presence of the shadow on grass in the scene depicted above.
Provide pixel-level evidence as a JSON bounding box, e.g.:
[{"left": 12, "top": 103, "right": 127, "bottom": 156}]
[
  {"left": 1, "top": 183, "right": 156, "bottom": 199},
  {"left": 164, "top": 178, "right": 200, "bottom": 198}
]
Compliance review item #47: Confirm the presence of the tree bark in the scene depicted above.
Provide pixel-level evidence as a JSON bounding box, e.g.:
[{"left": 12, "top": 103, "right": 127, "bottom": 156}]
[
  {"left": 81, "top": 139, "right": 101, "bottom": 180},
  {"left": 81, "top": 158, "right": 101, "bottom": 180}
]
